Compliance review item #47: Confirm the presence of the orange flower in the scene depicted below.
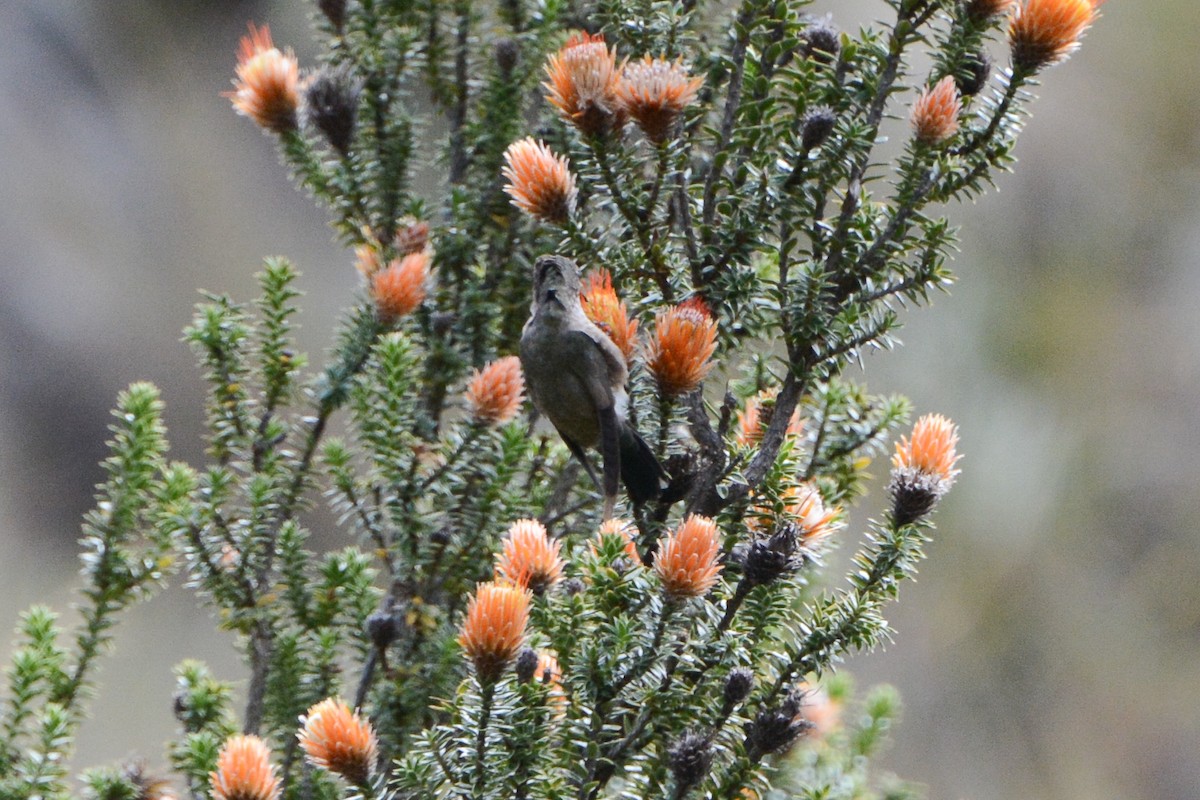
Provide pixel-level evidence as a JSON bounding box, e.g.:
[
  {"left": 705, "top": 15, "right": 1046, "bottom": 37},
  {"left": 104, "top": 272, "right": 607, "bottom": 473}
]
[
  {"left": 966, "top": 0, "right": 1016, "bottom": 19},
  {"left": 736, "top": 390, "right": 805, "bottom": 447},
  {"left": 910, "top": 76, "right": 961, "bottom": 146},
  {"left": 655, "top": 514, "right": 723, "bottom": 598},
  {"left": 1009, "top": 0, "right": 1099, "bottom": 71},
  {"left": 580, "top": 269, "right": 639, "bottom": 363},
  {"left": 594, "top": 517, "right": 642, "bottom": 564},
  {"left": 892, "top": 413, "right": 961, "bottom": 484},
  {"left": 210, "top": 735, "right": 280, "bottom": 800},
  {"left": 646, "top": 298, "right": 717, "bottom": 397},
  {"left": 298, "top": 698, "right": 378, "bottom": 786},
  {"left": 749, "top": 482, "right": 841, "bottom": 547},
  {"left": 459, "top": 581, "right": 531, "bottom": 680},
  {"left": 796, "top": 681, "right": 841, "bottom": 741},
  {"left": 502, "top": 138, "right": 578, "bottom": 224},
  {"left": 618, "top": 56, "right": 703, "bottom": 143},
  {"left": 467, "top": 356, "right": 525, "bottom": 425},
  {"left": 495, "top": 519, "right": 564, "bottom": 592},
  {"left": 226, "top": 24, "right": 299, "bottom": 134},
  {"left": 535, "top": 651, "right": 568, "bottom": 714},
  {"left": 371, "top": 251, "right": 429, "bottom": 320},
  {"left": 544, "top": 32, "right": 625, "bottom": 136}
]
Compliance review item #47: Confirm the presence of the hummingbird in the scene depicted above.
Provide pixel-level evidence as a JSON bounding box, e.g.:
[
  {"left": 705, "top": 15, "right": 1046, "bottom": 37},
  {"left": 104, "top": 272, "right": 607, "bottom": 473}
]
[{"left": 519, "top": 255, "right": 665, "bottom": 519}]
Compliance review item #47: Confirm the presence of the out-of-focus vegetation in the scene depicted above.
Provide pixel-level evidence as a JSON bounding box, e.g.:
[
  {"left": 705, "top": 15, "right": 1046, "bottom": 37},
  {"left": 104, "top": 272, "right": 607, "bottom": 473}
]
[{"left": 0, "top": 1, "right": 1195, "bottom": 798}]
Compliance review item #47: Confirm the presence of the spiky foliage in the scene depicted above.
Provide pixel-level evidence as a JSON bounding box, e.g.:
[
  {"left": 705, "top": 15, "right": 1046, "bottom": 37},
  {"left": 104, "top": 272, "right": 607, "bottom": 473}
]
[{"left": 0, "top": 0, "right": 1103, "bottom": 798}]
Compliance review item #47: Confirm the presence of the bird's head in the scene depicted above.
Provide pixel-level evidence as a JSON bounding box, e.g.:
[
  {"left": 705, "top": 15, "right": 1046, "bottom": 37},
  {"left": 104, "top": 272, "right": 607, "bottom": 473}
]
[{"left": 532, "top": 254, "right": 582, "bottom": 311}]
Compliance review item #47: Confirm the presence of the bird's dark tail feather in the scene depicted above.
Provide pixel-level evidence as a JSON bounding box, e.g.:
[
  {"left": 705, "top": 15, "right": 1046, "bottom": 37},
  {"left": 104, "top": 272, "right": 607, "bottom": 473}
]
[{"left": 619, "top": 425, "right": 667, "bottom": 507}]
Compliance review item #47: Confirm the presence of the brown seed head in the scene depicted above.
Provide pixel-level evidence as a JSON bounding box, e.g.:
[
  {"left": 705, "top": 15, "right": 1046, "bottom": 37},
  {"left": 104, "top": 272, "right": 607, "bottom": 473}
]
[
  {"left": 892, "top": 413, "right": 961, "bottom": 484},
  {"left": 371, "top": 251, "right": 429, "bottom": 321},
  {"left": 227, "top": 24, "right": 299, "bottom": 134},
  {"left": 966, "top": 0, "right": 1016, "bottom": 20},
  {"left": 459, "top": 581, "right": 531, "bottom": 680},
  {"left": 544, "top": 32, "right": 625, "bottom": 136},
  {"left": 1009, "top": 0, "right": 1099, "bottom": 71},
  {"left": 580, "top": 269, "right": 639, "bottom": 363},
  {"left": 495, "top": 518, "right": 564, "bottom": 592},
  {"left": 502, "top": 138, "right": 578, "bottom": 224},
  {"left": 618, "top": 56, "right": 703, "bottom": 143},
  {"left": 467, "top": 356, "right": 525, "bottom": 425},
  {"left": 394, "top": 219, "right": 431, "bottom": 256},
  {"left": 210, "top": 735, "right": 281, "bottom": 800},
  {"left": 655, "top": 514, "right": 723, "bottom": 598},
  {"left": 646, "top": 298, "right": 717, "bottom": 397},
  {"left": 297, "top": 698, "right": 378, "bottom": 786},
  {"left": 910, "top": 76, "right": 962, "bottom": 146}
]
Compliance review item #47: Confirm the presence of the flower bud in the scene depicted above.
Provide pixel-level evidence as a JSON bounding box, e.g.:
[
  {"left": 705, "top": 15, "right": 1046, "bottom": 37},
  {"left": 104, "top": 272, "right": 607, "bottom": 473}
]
[
  {"left": 210, "top": 735, "right": 281, "bottom": 800},
  {"left": 668, "top": 732, "right": 714, "bottom": 794},
  {"left": 800, "top": 21, "right": 840, "bottom": 63},
  {"left": 495, "top": 38, "right": 520, "bottom": 75},
  {"left": 910, "top": 76, "right": 962, "bottom": 146},
  {"left": 888, "top": 413, "right": 961, "bottom": 525},
  {"left": 297, "top": 698, "right": 378, "bottom": 786},
  {"left": 365, "top": 610, "right": 399, "bottom": 649},
  {"left": 371, "top": 252, "right": 430, "bottom": 321},
  {"left": 655, "top": 515, "right": 723, "bottom": 599},
  {"left": 466, "top": 356, "right": 525, "bottom": 426},
  {"left": 515, "top": 647, "right": 540, "bottom": 683},
  {"left": 723, "top": 668, "right": 754, "bottom": 707},
  {"left": 227, "top": 24, "right": 299, "bottom": 134},
  {"left": 744, "top": 691, "right": 811, "bottom": 760},
  {"left": 304, "top": 65, "right": 360, "bottom": 155},
  {"left": 956, "top": 51, "right": 993, "bottom": 97},
  {"left": 800, "top": 106, "right": 836, "bottom": 152},
  {"left": 743, "top": 524, "right": 803, "bottom": 587}
]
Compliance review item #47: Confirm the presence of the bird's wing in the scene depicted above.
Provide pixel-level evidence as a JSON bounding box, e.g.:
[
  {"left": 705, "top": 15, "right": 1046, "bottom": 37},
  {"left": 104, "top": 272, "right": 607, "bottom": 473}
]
[
  {"left": 573, "top": 319, "right": 628, "bottom": 392},
  {"left": 564, "top": 329, "right": 624, "bottom": 508}
]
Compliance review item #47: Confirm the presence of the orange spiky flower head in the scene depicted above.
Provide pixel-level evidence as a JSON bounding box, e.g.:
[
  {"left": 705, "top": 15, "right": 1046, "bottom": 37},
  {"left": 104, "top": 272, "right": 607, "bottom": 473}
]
[
  {"left": 210, "top": 735, "right": 281, "bottom": 800},
  {"left": 910, "top": 76, "right": 962, "bottom": 146},
  {"left": 227, "top": 24, "right": 299, "bottom": 134},
  {"left": 544, "top": 32, "right": 625, "bottom": 136},
  {"left": 502, "top": 138, "right": 578, "bottom": 224},
  {"left": 655, "top": 514, "right": 723, "bottom": 599},
  {"left": 1009, "top": 0, "right": 1100, "bottom": 72},
  {"left": 595, "top": 517, "right": 642, "bottom": 565},
  {"left": 618, "top": 56, "right": 704, "bottom": 143},
  {"left": 889, "top": 413, "right": 962, "bottom": 524},
  {"left": 495, "top": 518, "right": 565, "bottom": 593},
  {"left": 580, "top": 269, "right": 639, "bottom": 363},
  {"left": 459, "top": 581, "right": 531, "bottom": 680},
  {"left": 370, "top": 251, "right": 429, "bottom": 321},
  {"left": 467, "top": 356, "right": 525, "bottom": 425},
  {"left": 646, "top": 297, "right": 718, "bottom": 397},
  {"left": 736, "top": 390, "right": 805, "bottom": 448},
  {"left": 297, "top": 698, "right": 378, "bottom": 786}
]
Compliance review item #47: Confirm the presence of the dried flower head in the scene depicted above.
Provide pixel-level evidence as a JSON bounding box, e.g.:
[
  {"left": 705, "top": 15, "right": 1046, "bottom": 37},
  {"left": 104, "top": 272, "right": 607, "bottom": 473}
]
[
  {"left": 736, "top": 390, "right": 805, "bottom": 447},
  {"left": 371, "top": 251, "right": 429, "bottom": 321},
  {"left": 595, "top": 517, "right": 642, "bottom": 565},
  {"left": 502, "top": 138, "right": 578, "bottom": 224},
  {"left": 210, "top": 735, "right": 281, "bottom": 800},
  {"left": 495, "top": 518, "right": 564, "bottom": 593},
  {"left": 646, "top": 297, "right": 717, "bottom": 397},
  {"left": 800, "top": 106, "right": 837, "bottom": 152},
  {"left": 581, "top": 269, "right": 639, "bottom": 363},
  {"left": 297, "top": 698, "right": 378, "bottom": 786},
  {"left": 544, "top": 32, "right": 625, "bottom": 136},
  {"left": 799, "top": 21, "right": 841, "bottom": 63},
  {"left": 303, "top": 65, "right": 360, "bottom": 154},
  {"left": 467, "top": 356, "right": 525, "bottom": 425},
  {"left": 655, "top": 514, "right": 723, "bottom": 598},
  {"left": 911, "top": 76, "right": 962, "bottom": 146},
  {"left": 957, "top": 51, "right": 993, "bottom": 97},
  {"left": 618, "top": 56, "right": 703, "bottom": 143},
  {"left": 889, "top": 413, "right": 961, "bottom": 523},
  {"left": 967, "top": 0, "right": 1016, "bottom": 20},
  {"left": 1009, "top": 0, "right": 1099, "bottom": 72},
  {"left": 459, "top": 581, "right": 531, "bottom": 680},
  {"left": 227, "top": 24, "right": 299, "bottom": 134},
  {"left": 394, "top": 219, "right": 431, "bottom": 256},
  {"left": 667, "top": 731, "right": 714, "bottom": 792}
]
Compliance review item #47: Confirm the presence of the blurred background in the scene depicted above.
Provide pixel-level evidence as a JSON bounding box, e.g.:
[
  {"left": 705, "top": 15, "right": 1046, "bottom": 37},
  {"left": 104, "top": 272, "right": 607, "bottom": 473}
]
[{"left": 0, "top": 1, "right": 1195, "bottom": 797}]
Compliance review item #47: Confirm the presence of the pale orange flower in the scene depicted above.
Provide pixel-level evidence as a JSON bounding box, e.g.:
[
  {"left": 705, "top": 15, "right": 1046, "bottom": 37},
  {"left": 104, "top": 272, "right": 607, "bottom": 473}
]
[
  {"left": 736, "top": 390, "right": 805, "bottom": 447},
  {"left": 892, "top": 413, "right": 961, "bottom": 485},
  {"left": 646, "top": 297, "right": 717, "bottom": 397},
  {"left": 297, "top": 698, "right": 378, "bottom": 786},
  {"left": 796, "top": 681, "right": 841, "bottom": 741},
  {"left": 655, "top": 514, "right": 723, "bottom": 598},
  {"left": 495, "top": 518, "right": 564, "bottom": 592},
  {"left": 580, "top": 269, "right": 639, "bottom": 363},
  {"left": 227, "top": 24, "right": 299, "bottom": 134},
  {"left": 750, "top": 482, "right": 841, "bottom": 547},
  {"left": 210, "top": 735, "right": 280, "bottom": 800},
  {"left": 467, "top": 356, "right": 525, "bottom": 425},
  {"left": 535, "top": 650, "right": 568, "bottom": 714},
  {"left": 1009, "top": 0, "right": 1100, "bottom": 71},
  {"left": 502, "top": 138, "right": 578, "bottom": 224},
  {"left": 543, "top": 32, "right": 625, "bottom": 136},
  {"left": 594, "top": 517, "right": 642, "bottom": 564},
  {"left": 911, "top": 76, "right": 962, "bottom": 146},
  {"left": 618, "top": 56, "right": 704, "bottom": 143},
  {"left": 459, "top": 581, "right": 531, "bottom": 680},
  {"left": 371, "top": 251, "right": 429, "bottom": 320}
]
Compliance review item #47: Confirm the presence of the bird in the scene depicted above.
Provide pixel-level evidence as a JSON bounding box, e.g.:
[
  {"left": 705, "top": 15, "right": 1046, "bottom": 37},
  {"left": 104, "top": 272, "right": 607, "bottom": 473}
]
[{"left": 519, "top": 254, "right": 665, "bottom": 520}]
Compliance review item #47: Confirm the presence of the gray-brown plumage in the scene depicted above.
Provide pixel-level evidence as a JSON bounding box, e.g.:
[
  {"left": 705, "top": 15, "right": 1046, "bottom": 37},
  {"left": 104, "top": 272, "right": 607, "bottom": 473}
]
[{"left": 519, "top": 255, "right": 664, "bottom": 519}]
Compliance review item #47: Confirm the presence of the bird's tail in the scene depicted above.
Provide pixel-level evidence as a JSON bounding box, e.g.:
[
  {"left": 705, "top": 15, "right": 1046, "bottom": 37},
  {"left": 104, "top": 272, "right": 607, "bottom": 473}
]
[{"left": 619, "top": 425, "right": 667, "bottom": 507}]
